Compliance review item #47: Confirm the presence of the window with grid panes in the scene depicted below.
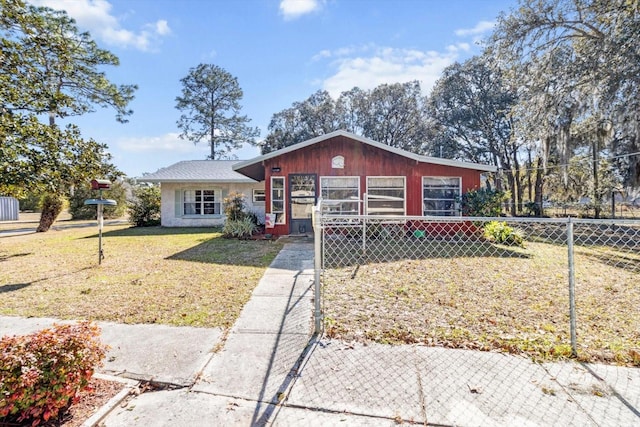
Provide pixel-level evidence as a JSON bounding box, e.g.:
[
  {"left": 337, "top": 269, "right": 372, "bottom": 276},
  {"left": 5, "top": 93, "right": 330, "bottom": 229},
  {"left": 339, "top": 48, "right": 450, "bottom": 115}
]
[
  {"left": 366, "top": 176, "right": 405, "bottom": 215},
  {"left": 271, "top": 177, "right": 285, "bottom": 224},
  {"left": 183, "top": 190, "right": 220, "bottom": 215},
  {"left": 320, "top": 176, "right": 360, "bottom": 214},
  {"left": 422, "top": 177, "right": 461, "bottom": 216}
]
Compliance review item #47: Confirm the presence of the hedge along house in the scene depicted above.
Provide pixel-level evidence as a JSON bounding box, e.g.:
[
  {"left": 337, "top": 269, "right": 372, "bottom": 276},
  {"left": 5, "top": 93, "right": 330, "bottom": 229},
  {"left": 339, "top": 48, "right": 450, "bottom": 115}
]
[
  {"left": 232, "top": 130, "right": 497, "bottom": 236},
  {"left": 141, "top": 160, "right": 266, "bottom": 227}
]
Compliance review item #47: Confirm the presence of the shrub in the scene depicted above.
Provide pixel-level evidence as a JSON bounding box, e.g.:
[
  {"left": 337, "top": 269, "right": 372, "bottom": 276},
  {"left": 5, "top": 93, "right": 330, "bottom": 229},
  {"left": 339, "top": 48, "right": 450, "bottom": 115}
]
[
  {"left": 244, "top": 210, "right": 262, "bottom": 227},
  {"left": 223, "top": 217, "right": 257, "bottom": 238},
  {"left": 17, "top": 192, "right": 43, "bottom": 212},
  {"left": 483, "top": 221, "right": 525, "bottom": 247},
  {"left": 223, "top": 192, "right": 246, "bottom": 222},
  {"left": 128, "top": 185, "right": 161, "bottom": 227},
  {"left": 460, "top": 188, "right": 507, "bottom": 217},
  {"left": 0, "top": 322, "right": 107, "bottom": 426},
  {"left": 69, "top": 180, "right": 128, "bottom": 220}
]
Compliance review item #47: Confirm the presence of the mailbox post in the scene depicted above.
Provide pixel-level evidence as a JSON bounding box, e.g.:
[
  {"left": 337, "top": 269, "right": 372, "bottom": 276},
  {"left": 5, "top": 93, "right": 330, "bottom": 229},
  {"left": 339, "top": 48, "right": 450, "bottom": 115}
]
[{"left": 84, "top": 179, "right": 117, "bottom": 265}]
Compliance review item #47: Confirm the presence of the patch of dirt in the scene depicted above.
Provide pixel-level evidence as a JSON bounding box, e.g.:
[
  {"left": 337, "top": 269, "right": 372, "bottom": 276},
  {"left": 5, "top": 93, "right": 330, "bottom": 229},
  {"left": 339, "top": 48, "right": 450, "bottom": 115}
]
[{"left": 53, "top": 377, "right": 126, "bottom": 426}]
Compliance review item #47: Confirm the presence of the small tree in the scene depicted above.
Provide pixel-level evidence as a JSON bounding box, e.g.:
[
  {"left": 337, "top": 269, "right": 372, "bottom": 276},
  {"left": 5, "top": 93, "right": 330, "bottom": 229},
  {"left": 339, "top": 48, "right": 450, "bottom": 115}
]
[
  {"left": 223, "top": 192, "right": 246, "bottom": 221},
  {"left": 127, "top": 186, "right": 160, "bottom": 227},
  {"left": 175, "top": 63, "right": 259, "bottom": 159}
]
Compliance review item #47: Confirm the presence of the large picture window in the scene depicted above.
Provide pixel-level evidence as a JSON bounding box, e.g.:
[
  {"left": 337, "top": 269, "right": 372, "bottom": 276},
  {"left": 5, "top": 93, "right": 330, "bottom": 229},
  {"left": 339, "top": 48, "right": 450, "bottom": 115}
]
[
  {"left": 423, "top": 177, "right": 461, "bottom": 216},
  {"left": 184, "top": 190, "right": 220, "bottom": 215},
  {"left": 366, "top": 176, "right": 405, "bottom": 215},
  {"left": 271, "top": 177, "right": 285, "bottom": 224},
  {"left": 320, "top": 176, "right": 360, "bottom": 214}
]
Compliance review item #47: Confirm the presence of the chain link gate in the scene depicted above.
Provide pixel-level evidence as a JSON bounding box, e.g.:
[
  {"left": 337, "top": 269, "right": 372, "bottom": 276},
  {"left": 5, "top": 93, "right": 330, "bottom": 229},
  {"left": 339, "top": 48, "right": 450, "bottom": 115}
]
[{"left": 304, "top": 203, "right": 640, "bottom": 425}]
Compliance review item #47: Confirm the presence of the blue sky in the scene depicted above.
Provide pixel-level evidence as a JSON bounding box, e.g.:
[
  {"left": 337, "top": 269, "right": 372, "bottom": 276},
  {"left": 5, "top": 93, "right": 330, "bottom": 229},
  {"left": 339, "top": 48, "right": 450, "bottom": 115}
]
[{"left": 30, "top": 0, "right": 517, "bottom": 178}]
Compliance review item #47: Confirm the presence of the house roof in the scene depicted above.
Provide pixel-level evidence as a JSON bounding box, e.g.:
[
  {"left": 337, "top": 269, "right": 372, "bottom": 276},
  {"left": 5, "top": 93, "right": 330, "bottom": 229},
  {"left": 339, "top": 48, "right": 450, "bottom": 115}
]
[
  {"left": 233, "top": 130, "right": 498, "bottom": 181},
  {"left": 140, "top": 160, "right": 257, "bottom": 183}
]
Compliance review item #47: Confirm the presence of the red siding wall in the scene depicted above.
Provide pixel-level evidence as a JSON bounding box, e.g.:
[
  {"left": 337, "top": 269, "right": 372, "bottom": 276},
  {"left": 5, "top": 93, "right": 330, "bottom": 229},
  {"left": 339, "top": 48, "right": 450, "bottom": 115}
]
[{"left": 264, "top": 135, "right": 484, "bottom": 235}]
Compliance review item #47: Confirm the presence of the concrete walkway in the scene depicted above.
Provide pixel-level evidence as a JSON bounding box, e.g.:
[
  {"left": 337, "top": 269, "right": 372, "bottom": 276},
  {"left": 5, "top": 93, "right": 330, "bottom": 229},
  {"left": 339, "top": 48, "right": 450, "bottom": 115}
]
[{"left": 2, "top": 241, "right": 639, "bottom": 426}]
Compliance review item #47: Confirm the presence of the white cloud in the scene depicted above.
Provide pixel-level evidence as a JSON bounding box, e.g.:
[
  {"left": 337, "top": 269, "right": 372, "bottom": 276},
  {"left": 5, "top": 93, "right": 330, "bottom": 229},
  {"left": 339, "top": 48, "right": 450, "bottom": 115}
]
[
  {"left": 279, "top": 0, "right": 323, "bottom": 20},
  {"left": 115, "top": 133, "right": 211, "bottom": 154},
  {"left": 446, "top": 43, "right": 471, "bottom": 53},
  {"left": 317, "top": 45, "right": 462, "bottom": 97},
  {"left": 28, "top": 0, "right": 171, "bottom": 51},
  {"left": 154, "top": 19, "right": 171, "bottom": 36},
  {"left": 454, "top": 20, "right": 495, "bottom": 37}
]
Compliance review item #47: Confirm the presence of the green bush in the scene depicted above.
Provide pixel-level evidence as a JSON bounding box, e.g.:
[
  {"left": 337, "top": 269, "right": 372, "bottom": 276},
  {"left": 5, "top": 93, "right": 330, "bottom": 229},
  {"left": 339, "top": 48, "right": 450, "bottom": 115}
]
[
  {"left": 223, "top": 217, "right": 257, "bottom": 238},
  {"left": 127, "top": 185, "right": 161, "bottom": 227},
  {"left": 483, "top": 221, "right": 525, "bottom": 247},
  {"left": 68, "top": 180, "right": 128, "bottom": 220},
  {"left": 460, "top": 188, "right": 507, "bottom": 217},
  {"left": 17, "top": 192, "right": 43, "bottom": 212},
  {"left": 0, "top": 322, "right": 107, "bottom": 426},
  {"left": 244, "top": 210, "right": 262, "bottom": 227},
  {"left": 223, "top": 193, "right": 263, "bottom": 237}
]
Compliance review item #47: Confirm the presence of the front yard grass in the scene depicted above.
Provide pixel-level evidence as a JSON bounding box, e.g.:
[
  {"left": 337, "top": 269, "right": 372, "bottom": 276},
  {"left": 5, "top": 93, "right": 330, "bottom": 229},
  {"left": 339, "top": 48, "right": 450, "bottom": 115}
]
[
  {"left": 323, "top": 240, "right": 640, "bottom": 366},
  {"left": 0, "top": 225, "right": 283, "bottom": 328}
]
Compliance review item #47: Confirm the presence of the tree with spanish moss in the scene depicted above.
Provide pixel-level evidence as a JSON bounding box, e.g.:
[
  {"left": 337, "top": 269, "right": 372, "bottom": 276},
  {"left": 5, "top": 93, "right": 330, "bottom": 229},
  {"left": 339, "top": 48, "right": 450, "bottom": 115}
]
[{"left": 488, "top": 0, "right": 639, "bottom": 214}]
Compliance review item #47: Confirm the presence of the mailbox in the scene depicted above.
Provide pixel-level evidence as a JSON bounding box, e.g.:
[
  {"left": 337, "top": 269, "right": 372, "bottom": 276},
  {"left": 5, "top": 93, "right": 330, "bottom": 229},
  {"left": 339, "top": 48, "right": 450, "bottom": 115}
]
[{"left": 91, "top": 179, "right": 111, "bottom": 190}]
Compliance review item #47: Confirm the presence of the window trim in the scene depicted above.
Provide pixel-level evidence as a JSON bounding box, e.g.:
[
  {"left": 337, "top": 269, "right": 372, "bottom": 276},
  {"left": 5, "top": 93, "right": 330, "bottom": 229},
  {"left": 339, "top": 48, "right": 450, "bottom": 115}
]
[
  {"left": 365, "top": 176, "right": 406, "bottom": 216},
  {"left": 422, "top": 176, "right": 462, "bottom": 217},
  {"left": 252, "top": 189, "right": 266, "bottom": 204},
  {"left": 319, "top": 176, "right": 361, "bottom": 215},
  {"left": 271, "top": 176, "right": 286, "bottom": 224},
  {"left": 181, "top": 189, "right": 221, "bottom": 217}
]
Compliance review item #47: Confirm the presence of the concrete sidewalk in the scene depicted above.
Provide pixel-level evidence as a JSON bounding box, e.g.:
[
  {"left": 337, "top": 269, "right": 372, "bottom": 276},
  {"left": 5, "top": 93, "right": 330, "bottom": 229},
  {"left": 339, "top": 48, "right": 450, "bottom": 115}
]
[
  {"left": 0, "top": 317, "right": 222, "bottom": 386},
  {"left": 0, "top": 219, "right": 129, "bottom": 238},
  {"left": 2, "top": 241, "right": 639, "bottom": 426}
]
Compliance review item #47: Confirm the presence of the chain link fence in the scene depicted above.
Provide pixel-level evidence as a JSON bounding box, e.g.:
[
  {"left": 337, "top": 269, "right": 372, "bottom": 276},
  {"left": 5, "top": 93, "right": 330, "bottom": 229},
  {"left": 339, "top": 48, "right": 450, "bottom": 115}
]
[{"left": 302, "top": 209, "right": 640, "bottom": 425}]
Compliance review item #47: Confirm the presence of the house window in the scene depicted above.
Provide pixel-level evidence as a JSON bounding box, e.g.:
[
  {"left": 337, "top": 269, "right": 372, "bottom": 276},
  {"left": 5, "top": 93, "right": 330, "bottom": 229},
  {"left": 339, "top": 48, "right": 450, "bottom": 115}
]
[
  {"left": 366, "top": 176, "right": 405, "bottom": 215},
  {"left": 184, "top": 190, "right": 220, "bottom": 215},
  {"left": 252, "top": 189, "right": 265, "bottom": 203},
  {"left": 320, "top": 176, "right": 360, "bottom": 214},
  {"left": 271, "top": 177, "right": 285, "bottom": 224},
  {"left": 423, "top": 177, "right": 461, "bottom": 216}
]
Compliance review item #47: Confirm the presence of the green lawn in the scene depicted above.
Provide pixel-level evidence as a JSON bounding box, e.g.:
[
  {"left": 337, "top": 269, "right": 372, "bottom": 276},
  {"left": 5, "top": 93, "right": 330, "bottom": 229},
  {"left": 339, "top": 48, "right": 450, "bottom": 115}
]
[{"left": 0, "top": 225, "right": 283, "bottom": 328}]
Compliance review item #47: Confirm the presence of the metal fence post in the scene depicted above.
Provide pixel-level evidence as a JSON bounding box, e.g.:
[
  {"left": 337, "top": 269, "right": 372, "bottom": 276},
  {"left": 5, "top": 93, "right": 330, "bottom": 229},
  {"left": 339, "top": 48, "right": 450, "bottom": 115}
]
[
  {"left": 313, "top": 202, "right": 322, "bottom": 335},
  {"left": 567, "top": 217, "right": 577, "bottom": 356},
  {"left": 362, "top": 193, "right": 367, "bottom": 254}
]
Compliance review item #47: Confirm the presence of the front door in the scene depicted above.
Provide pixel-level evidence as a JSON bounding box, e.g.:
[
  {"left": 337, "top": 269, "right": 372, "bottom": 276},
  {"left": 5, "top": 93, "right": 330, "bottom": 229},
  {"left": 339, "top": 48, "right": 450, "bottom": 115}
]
[{"left": 289, "top": 174, "right": 316, "bottom": 234}]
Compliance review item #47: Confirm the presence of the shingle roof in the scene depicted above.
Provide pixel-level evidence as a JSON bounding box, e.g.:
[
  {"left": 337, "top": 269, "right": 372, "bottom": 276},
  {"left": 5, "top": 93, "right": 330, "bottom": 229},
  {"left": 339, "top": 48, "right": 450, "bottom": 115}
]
[{"left": 140, "top": 160, "right": 257, "bottom": 183}]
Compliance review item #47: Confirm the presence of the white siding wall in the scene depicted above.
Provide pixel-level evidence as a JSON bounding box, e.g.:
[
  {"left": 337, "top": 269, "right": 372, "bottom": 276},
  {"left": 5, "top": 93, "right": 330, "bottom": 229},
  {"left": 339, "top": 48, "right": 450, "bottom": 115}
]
[{"left": 160, "top": 182, "right": 265, "bottom": 227}]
